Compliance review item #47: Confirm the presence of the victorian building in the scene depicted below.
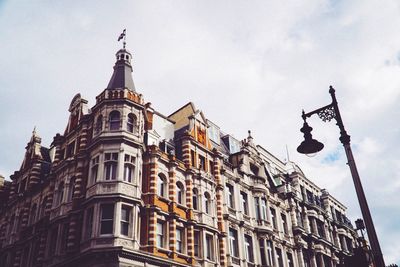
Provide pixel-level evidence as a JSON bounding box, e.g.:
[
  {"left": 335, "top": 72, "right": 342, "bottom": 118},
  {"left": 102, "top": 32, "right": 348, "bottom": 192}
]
[{"left": 0, "top": 45, "right": 357, "bottom": 267}]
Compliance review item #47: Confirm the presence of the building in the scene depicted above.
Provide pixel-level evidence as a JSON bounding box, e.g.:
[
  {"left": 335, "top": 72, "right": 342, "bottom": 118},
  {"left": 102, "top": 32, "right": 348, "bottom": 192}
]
[{"left": 0, "top": 45, "right": 357, "bottom": 267}]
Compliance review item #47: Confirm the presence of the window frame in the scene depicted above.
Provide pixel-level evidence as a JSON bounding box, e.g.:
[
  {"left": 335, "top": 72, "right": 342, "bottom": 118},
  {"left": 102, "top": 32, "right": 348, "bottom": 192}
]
[
  {"left": 156, "top": 221, "right": 166, "bottom": 248},
  {"left": 104, "top": 152, "right": 118, "bottom": 181},
  {"left": 157, "top": 174, "right": 167, "bottom": 197},
  {"left": 176, "top": 182, "right": 184, "bottom": 205},
  {"left": 100, "top": 204, "right": 114, "bottom": 235},
  {"left": 109, "top": 110, "right": 121, "bottom": 131},
  {"left": 120, "top": 205, "right": 131, "bottom": 236},
  {"left": 123, "top": 154, "right": 135, "bottom": 183},
  {"left": 127, "top": 113, "right": 137, "bottom": 133}
]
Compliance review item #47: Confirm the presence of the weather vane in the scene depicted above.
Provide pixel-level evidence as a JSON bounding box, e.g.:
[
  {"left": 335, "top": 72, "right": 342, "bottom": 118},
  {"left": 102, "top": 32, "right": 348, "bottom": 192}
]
[{"left": 118, "top": 29, "right": 126, "bottom": 49}]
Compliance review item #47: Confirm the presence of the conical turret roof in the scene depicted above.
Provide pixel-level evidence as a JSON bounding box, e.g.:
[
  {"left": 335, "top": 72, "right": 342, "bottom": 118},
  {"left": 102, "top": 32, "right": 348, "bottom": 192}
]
[{"left": 107, "top": 48, "right": 135, "bottom": 91}]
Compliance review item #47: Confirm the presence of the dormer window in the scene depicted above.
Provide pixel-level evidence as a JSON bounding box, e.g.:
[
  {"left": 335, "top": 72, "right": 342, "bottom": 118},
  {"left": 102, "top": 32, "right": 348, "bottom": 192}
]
[{"left": 109, "top": 111, "right": 120, "bottom": 130}]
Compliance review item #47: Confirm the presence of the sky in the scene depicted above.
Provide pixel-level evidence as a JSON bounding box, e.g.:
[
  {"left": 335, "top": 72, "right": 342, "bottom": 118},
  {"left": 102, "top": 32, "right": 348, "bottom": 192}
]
[{"left": 0, "top": 0, "right": 399, "bottom": 264}]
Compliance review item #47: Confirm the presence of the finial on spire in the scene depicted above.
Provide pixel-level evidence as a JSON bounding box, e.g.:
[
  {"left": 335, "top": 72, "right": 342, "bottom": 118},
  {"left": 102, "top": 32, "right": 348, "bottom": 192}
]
[{"left": 118, "top": 29, "right": 127, "bottom": 49}]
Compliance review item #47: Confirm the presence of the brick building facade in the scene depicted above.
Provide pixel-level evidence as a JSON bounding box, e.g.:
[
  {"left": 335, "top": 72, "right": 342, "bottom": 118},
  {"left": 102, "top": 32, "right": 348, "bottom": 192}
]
[{"left": 0, "top": 45, "right": 357, "bottom": 267}]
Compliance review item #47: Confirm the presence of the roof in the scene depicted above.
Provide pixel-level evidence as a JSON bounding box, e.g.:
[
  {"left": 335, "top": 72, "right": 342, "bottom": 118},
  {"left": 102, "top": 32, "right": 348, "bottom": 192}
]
[{"left": 107, "top": 48, "right": 135, "bottom": 91}]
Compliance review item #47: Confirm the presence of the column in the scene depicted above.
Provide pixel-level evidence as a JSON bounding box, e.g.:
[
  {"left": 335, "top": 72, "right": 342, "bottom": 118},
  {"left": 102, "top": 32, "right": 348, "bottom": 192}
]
[
  {"left": 214, "top": 154, "right": 227, "bottom": 267},
  {"left": 303, "top": 207, "right": 310, "bottom": 233},
  {"left": 297, "top": 248, "right": 305, "bottom": 267},
  {"left": 310, "top": 252, "right": 317, "bottom": 267}
]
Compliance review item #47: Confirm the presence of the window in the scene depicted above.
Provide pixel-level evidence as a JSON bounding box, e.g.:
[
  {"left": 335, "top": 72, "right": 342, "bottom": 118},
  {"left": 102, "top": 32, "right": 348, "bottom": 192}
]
[
  {"left": 261, "top": 198, "right": 267, "bottom": 220},
  {"left": 57, "top": 182, "right": 64, "bottom": 205},
  {"left": 207, "top": 123, "right": 220, "bottom": 144},
  {"left": 287, "top": 252, "right": 294, "bottom": 267},
  {"left": 198, "top": 155, "right": 206, "bottom": 171},
  {"left": 109, "top": 110, "right": 121, "bottom": 130},
  {"left": 205, "top": 234, "right": 213, "bottom": 260},
  {"left": 176, "top": 228, "right": 183, "bottom": 253},
  {"left": 306, "top": 190, "right": 314, "bottom": 204},
  {"left": 100, "top": 204, "right": 114, "bottom": 235},
  {"left": 8, "top": 215, "right": 15, "bottom": 235},
  {"left": 61, "top": 223, "right": 69, "bottom": 251},
  {"left": 157, "top": 174, "right": 167, "bottom": 197},
  {"left": 204, "top": 193, "right": 211, "bottom": 214},
  {"left": 19, "top": 179, "right": 27, "bottom": 193},
  {"left": 255, "top": 197, "right": 261, "bottom": 221},
  {"left": 30, "top": 204, "right": 37, "bottom": 225},
  {"left": 192, "top": 188, "right": 198, "bottom": 210},
  {"left": 250, "top": 163, "right": 259, "bottom": 176},
  {"left": 270, "top": 207, "right": 277, "bottom": 229},
  {"left": 176, "top": 182, "right": 184, "bottom": 204},
  {"left": 276, "top": 247, "right": 284, "bottom": 267},
  {"left": 296, "top": 209, "right": 303, "bottom": 227},
  {"left": 40, "top": 197, "right": 47, "bottom": 218},
  {"left": 21, "top": 245, "right": 30, "bottom": 267},
  {"left": 191, "top": 150, "right": 196, "bottom": 168},
  {"left": 259, "top": 239, "right": 267, "bottom": 265},
  {"left": 127, "top": 113, "right": 136, "bottom": 133},
  {"left": 85, "top": 207, "right": 94, "bottom": 240},
  {"left": 240, "top": 191, "right": 249, "bottom": 215},
  {"left": 244, "top": 234, "right": 254, "bottom": 262},
  {"left": 120, "top": 206, "right": 131, "bottom": 236},
  {"left": 194, "top": 230, "right": 200, "bottom": 257},
  {"left": 226, "top": 184, "right": 234, "bottom": 208},
  {"left": 123, "top": 154, "right": 135, "bottom": 182},
  {"left": 228, "top": 228, "right": 239, "bottom": 257},
  {"left": 317, "top": 220, "right": 325, "bottom": 238},
  {"left": 323, "top": 255, "right": 332, "bottom": 267},
  {"left": 156, "top": 221, "right": 165, "bottom": 248},
  {"left": 68, "top": 177, "right": 75, "bottom": 201},
  {"left": 267, "top": 240, "right": 274, "bottom": 266},
  {"left": 91, "top": 156, "right": 99, "bottom": 184},
  {"left": 66, "top": 141, "right": 75, "bottom": 158},
  {"left": 309, "top": 217, "right": 316, "bottom": 234},
  {"left": 104, "top": 153, "right": 118, "bottom": 180},
  {"left": 95, "top": 115, "right": 103, "bottom": 134},
  {"left": 281, "top": 213, "right": 288, "bottom": 234},
  {"left": 48, "top": 226, "right": 58, "bottom": 257}
]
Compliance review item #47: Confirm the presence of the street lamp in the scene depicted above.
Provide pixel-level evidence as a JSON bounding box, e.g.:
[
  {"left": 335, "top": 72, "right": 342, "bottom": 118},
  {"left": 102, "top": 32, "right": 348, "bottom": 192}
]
[{"left": 297, "top": 86, "right": 385, "bottom": 267}]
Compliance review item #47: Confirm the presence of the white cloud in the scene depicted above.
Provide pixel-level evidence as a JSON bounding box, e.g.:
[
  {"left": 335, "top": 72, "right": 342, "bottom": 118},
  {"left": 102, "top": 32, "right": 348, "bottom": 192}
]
[{"left": 0, "top": 0, "right": 399, "bottom": 263}]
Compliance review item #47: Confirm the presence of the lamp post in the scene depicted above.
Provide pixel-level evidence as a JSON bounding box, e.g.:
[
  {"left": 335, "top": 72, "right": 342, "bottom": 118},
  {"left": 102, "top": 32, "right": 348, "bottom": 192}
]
[{"left": 297, "top": 86, "right": 385, "bottom": 267}]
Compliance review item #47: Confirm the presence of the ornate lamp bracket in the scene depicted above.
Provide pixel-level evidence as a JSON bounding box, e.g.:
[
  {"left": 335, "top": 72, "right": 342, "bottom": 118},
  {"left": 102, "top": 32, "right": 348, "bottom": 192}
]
[{"left": 317, "top": 105, "right": 336, "bottom": 122}]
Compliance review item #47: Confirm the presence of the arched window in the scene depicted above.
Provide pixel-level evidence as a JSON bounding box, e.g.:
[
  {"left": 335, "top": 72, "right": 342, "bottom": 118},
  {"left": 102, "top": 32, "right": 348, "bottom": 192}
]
[
  {"left": 192, "top": 188, "right": 198, "bottom": 210},
  {"left": 109, "top": 110, "right": 120, "bottom": 130},
  {"left": 57, "top": 182, "right": 64, "bottom": 205},
  {"left": 68, "top": 177, "right": 75, "bottom": 201},
  {"left": 204, "top": 192, "right": 211, "bottom": 214},
  {"left": 30, "top": 204, "right": 37, "bottom": 224},
  {"left": 157, "top": 174, "right": 167, "bottom": 197},
  {"left": 95, "top": 115, "right": 103, "bottom": 134},
  {"left": 127, "top": 113, "right": 136, "bottom": 133},
  {"left": 176, "top": 182, "right": 184, "bottom": 205}
]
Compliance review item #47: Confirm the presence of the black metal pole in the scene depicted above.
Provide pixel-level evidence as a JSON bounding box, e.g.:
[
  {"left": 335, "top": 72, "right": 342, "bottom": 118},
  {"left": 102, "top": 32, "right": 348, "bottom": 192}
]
[
  {"left": 329, "top": 87, "right": 385, "bottom": 267},
  {"left": 301, "top": 86, "right": 385, "bottom": 267}
]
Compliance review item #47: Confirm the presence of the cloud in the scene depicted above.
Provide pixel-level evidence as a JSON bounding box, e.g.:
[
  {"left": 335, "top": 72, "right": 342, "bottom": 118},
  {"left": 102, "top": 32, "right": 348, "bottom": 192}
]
[{"left": 0, "top": 0, "right": 399, "bottom": 263}]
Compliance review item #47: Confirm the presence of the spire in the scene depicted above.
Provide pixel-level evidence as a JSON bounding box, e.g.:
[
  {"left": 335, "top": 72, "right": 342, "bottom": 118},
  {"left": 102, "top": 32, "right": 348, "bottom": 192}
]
[
  {"left": 30, "top": 126, "right": 41, "bottom": 144},
  {"left": 107, "top": 30, "right": 135, "bottom": 91}
]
